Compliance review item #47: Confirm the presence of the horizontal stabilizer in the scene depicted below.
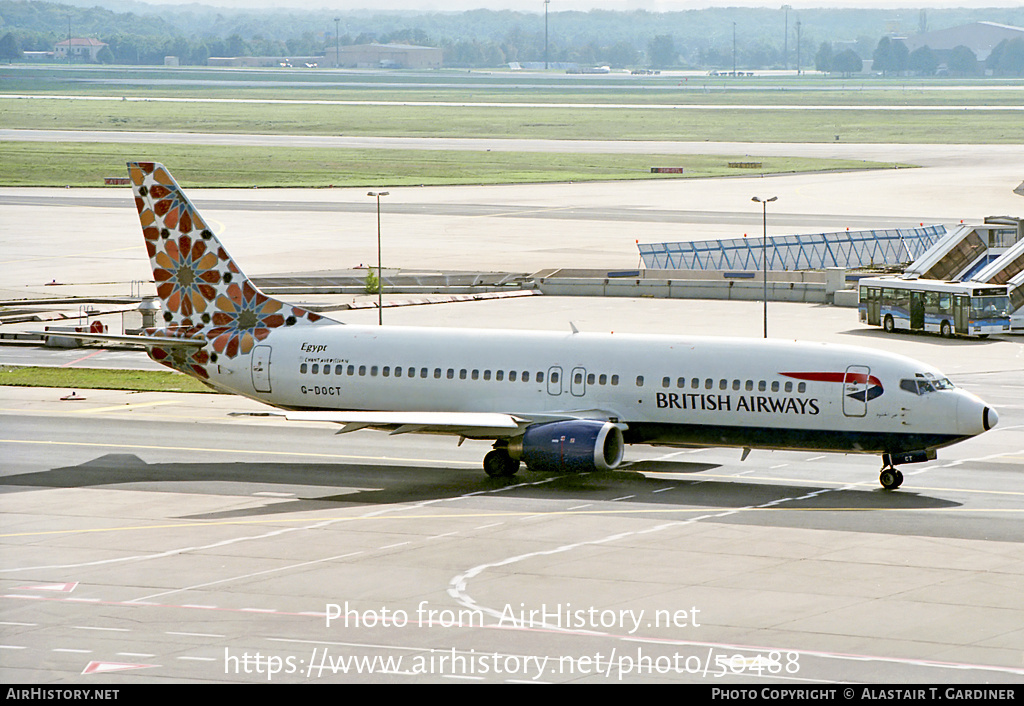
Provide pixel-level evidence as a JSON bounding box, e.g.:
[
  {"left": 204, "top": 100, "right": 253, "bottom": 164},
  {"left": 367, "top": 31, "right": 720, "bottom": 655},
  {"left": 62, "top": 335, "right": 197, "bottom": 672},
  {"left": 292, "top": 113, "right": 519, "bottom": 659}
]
[{"left": 30, "top": 330, "right": 207, "bottom": 349}]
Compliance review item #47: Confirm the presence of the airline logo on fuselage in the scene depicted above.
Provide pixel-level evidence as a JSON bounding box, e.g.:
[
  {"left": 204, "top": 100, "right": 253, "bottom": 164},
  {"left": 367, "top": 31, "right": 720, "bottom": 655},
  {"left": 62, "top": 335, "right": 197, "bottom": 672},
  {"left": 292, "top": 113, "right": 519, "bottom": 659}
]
[
  {"left": 782, "top": 371, "right": 884, "bottom": 402},
  {"left": 656, "top": 392, "right": 820, "bottom": 415},
  {"left": 654, "top": 371, "right": 884, "bottom": 416}
]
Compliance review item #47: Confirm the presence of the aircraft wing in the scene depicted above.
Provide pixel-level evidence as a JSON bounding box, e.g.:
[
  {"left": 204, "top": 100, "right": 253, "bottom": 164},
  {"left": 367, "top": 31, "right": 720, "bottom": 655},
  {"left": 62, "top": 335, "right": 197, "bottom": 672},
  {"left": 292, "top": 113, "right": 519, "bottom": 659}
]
[
  {"left": 250, "top": 408, "right": 627, "bottom": 439},
  {"left": 283, "top": 410, "right": 530, "bottom": 437}
]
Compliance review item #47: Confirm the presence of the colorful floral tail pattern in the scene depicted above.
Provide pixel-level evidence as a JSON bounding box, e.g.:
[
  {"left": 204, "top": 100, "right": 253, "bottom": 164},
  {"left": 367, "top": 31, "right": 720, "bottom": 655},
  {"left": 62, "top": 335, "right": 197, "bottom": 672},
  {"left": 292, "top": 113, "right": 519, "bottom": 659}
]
[{"left": 129, "top": 162, "right": 330, "bottom": 378}]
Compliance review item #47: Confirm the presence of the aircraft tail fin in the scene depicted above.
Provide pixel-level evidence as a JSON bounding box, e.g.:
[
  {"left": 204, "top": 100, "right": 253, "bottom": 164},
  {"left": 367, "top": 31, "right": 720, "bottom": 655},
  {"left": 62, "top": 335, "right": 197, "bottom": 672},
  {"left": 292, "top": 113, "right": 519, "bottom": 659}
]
[{"left": 128, "top": 162, "right": 330, "bottom": 365}]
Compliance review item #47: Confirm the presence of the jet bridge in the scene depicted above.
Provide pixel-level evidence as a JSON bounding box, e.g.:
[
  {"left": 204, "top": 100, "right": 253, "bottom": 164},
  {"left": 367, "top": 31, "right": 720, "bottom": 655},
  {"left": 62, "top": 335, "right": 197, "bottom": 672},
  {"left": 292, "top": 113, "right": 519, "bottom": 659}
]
[{"left": 638, "top": 225, "right": 944, "bottom": 271}]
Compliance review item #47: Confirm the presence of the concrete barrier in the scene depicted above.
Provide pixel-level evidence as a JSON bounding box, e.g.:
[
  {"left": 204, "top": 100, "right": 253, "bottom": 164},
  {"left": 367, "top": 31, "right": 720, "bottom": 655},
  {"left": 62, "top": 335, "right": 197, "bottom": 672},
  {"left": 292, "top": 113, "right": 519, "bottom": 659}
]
[{"left": 534, "top": 268, "right": 858, "bottom": 305}]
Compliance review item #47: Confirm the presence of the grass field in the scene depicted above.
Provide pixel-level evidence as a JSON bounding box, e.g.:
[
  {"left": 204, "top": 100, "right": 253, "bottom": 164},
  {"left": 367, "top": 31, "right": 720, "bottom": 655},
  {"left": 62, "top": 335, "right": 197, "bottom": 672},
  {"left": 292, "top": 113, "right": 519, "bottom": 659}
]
[
  {"left": 2, "top": 95, "right": 1021, "bottom": 144},
  {"left": 0, "top": 365, "right": 216, "bottom": 393},
  {"left": 0, "top": 141, "right": 904, "bottom": 187}
]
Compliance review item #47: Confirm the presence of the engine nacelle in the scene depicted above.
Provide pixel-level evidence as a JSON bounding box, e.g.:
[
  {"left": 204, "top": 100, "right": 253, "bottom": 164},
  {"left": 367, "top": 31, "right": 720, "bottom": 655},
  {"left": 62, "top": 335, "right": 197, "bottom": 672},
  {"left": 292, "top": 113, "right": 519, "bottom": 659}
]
[{"left": 508, "top": 420, "right": 625, "bottom": 473}]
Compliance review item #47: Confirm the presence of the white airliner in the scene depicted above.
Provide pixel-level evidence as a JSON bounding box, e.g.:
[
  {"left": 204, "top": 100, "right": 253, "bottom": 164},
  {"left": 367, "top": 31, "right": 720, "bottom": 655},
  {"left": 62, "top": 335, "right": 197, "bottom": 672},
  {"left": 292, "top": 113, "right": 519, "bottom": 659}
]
[{"left": 41, "top": 162, "right": 999, "bottom": 490}]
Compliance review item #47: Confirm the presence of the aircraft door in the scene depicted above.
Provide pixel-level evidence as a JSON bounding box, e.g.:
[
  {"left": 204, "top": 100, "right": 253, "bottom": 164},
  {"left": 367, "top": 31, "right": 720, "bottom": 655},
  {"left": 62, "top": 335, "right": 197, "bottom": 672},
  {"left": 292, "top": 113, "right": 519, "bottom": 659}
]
[
  {"left": 842, "top": 365, "right": 869, "bottom": 418},
  {"left": 867, "top": 288, "right": 880, "bottom": 326},
  {"left": 910, "top": 292, "right": 925, "bottom": 330},
  {"left": 954, "top": 295, "right": 969, "bottom": 334},
  {"left": 547, "top": 366, "right": 562, "bottom": 396},
  {"left": 252, "top": 345, "right": 272, "bottom": 393},
  {"left": 570, "top": 367, "right": 586, "bottom": 397}
]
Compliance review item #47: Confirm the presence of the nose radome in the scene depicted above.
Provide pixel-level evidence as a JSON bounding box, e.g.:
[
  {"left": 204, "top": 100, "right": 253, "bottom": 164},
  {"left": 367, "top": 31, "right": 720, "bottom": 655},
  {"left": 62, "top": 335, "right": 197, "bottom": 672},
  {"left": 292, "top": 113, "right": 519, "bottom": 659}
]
[
  {"left": 984, "top": 406, "right": 998, "bottom": 432},
  {"left": 957, "top": 392, "right": 996, "bottom": 436}
]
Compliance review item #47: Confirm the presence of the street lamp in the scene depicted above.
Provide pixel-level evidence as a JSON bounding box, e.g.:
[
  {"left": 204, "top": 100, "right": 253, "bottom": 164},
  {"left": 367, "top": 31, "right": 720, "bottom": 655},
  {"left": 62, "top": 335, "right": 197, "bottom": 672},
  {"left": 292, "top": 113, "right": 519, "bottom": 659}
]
[
  {"left": 367, "top": 191, "right": 389, "bottom": 326},
  {"left": 732, "top": 22, "right": 736, "bottom": 76},
  {"left": 334, "top": 17, "right": 340, "bottom": 69},
  {"left": 782, "top": 5, "right": 791, "bottom": 71},
  {"left": 752, "top": 195, "right": 777, "bottom": 338},
  {"left": 544, "top": 0, "right": 551, "bottom": 70}
]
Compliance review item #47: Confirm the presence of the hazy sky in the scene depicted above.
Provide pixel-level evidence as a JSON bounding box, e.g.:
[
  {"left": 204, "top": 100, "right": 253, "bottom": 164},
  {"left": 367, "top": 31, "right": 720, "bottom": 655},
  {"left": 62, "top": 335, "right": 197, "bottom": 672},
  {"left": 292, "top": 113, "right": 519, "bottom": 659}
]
[{"left": 146, "top": 0, "right": 1024, "bottom": 11}]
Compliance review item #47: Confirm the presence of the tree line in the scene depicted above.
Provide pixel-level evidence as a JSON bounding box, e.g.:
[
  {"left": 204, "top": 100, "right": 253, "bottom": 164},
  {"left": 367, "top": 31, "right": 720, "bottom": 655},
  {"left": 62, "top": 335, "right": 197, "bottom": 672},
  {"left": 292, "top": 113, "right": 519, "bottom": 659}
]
[
  {"left": 815, "top": 36, "right": 1024, "bottom": 76},
  {"left": 1, "top": 0, "right": 1022, "bottom": 75}
]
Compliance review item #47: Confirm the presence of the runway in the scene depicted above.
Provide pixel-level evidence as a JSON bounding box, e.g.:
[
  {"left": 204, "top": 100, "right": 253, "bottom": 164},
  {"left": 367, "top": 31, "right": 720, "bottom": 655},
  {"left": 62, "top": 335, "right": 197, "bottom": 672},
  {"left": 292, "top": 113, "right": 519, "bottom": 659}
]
[{"left": 2, "top": 137, "right": 1024, "bottom": 683}]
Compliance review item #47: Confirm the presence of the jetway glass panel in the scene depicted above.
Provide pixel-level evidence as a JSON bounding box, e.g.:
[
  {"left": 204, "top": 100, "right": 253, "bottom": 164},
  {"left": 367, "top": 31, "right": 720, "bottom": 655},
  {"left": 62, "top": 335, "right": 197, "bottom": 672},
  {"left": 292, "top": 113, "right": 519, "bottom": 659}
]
[{"left": 639, "top": 226, "right": 944, "bottom": 272}]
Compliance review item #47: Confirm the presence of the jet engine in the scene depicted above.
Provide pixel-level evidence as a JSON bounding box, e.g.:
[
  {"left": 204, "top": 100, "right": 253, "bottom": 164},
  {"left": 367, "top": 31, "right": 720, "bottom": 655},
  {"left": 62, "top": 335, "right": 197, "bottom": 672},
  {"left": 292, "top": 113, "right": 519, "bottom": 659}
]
[{"left": 508, "top": 420, "right": 625, "bottom": 472}]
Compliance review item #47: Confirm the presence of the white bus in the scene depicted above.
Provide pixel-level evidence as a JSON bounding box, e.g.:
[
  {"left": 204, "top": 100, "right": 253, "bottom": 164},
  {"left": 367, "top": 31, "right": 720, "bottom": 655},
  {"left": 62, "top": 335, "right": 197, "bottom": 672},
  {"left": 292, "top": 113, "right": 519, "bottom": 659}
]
[{"left": 859, "top": 277, "right": 1010, "bottom": 338}]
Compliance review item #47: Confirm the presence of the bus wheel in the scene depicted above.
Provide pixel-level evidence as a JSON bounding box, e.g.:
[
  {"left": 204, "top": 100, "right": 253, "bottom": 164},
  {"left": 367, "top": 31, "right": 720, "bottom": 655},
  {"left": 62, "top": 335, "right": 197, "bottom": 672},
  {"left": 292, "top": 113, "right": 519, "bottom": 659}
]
[
  {"left": 883, "top": 315, "right": 895, "bottom": 333},
  {"left": 940, "top": 321, "right": 952, "bottom": 338}
]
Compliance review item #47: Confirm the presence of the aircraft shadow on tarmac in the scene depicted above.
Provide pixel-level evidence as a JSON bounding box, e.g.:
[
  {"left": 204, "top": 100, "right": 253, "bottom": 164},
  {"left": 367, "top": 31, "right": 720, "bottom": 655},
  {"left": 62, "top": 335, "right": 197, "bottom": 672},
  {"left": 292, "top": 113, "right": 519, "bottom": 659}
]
[{"left": 0, "top": 454, "right": 960, "bottom": 525}]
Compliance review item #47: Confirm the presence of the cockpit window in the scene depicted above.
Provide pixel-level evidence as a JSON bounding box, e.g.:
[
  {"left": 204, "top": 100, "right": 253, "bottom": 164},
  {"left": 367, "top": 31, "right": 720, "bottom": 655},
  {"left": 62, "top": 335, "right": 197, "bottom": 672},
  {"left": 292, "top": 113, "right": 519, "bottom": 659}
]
[{"left": 900, "top": 374, "right": 955, "bottom": 395}]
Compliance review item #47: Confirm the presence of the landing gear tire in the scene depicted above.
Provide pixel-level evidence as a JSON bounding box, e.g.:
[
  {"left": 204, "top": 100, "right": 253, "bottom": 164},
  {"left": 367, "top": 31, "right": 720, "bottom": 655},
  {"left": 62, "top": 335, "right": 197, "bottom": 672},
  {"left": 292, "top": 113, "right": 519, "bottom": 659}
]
[
  {"left": 484, "top": 449, "right": 520, "bottom": 478},
  {"left": 883, "top": 315, "right": 895, "bottom": 334},
  {"left": 879, "top": 468, "right": 904, "bottom": 490}
]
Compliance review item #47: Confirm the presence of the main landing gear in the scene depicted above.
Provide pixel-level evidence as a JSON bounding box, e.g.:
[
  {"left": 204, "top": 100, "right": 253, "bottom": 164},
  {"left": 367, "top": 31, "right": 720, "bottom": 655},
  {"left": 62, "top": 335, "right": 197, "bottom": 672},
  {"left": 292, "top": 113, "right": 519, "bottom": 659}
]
[
  {"left": 879, "top": 454, "right": 904, "bottom": 490},
  {"left": 483, "top": 442, "right": 520, "bottom": 478}
]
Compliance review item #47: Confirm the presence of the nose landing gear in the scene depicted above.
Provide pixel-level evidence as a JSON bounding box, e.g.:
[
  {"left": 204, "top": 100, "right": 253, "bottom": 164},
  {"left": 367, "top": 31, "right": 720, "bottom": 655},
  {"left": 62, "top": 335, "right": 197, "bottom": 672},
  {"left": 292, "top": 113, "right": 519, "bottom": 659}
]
[
  {"left": 879, "top": 466, "right": 904, "bottom": 490},
  {"left": 879, "top": 450, "right": 935, "bottom": 490},
  {"left": 879, "top": 453, "right": 905, "bottom": 490}
]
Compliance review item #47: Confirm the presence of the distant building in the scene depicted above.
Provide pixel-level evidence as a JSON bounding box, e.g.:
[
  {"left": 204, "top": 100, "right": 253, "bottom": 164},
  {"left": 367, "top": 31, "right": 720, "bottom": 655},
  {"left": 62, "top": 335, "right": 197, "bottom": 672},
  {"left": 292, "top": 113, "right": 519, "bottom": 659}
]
[
  {"left": 325, "top": 43, "right": 442, "bottom": 70},
  {"left": 900, "top": 21, "right": 1024, "bottom": 62},
  {"left": 207, "top": 56, "right": 322, "bottom": 68},
  {"left": 54, "top": 38, "right": 107, "bottom": 63}
]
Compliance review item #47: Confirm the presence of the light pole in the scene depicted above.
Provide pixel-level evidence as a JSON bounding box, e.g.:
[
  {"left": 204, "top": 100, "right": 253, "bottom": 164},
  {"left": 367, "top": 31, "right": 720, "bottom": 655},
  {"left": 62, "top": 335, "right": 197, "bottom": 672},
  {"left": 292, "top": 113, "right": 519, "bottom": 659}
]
[
  {"left": 334, "top": 17, "right": 340, "bottom": 68},
  {"left": 367, "top": 191, "right": 389, "bottom": 325},
  {"left": 544, "top": 0, "right": 551, "bottom": 70},
  {"left": 795, "top": 20, "right": 801, "bottom": 74},
  {"left": 752, "top": 195, "right": 777, "bottom": 338},
  {"left": 732, "top": 22, "right": 736, "bottom": 76},
  {"left": 782, "top": 5, "right": 791, "bottom": 70}
]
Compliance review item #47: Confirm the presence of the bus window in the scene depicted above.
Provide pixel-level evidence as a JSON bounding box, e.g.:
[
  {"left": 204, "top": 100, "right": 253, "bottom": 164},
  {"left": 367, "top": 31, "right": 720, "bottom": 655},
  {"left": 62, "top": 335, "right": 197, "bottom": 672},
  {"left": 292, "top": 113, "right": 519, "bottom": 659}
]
[{"left": 971, "top": 295, "right": 1009, "bottom": 320}]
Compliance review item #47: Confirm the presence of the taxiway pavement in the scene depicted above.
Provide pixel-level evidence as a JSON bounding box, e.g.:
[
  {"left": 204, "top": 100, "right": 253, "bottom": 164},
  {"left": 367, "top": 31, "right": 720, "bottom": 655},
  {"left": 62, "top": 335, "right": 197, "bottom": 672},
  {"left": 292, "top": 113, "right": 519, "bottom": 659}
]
[{"left": 1, "top": 141, "right": 1023, "bottom": 684}]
